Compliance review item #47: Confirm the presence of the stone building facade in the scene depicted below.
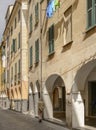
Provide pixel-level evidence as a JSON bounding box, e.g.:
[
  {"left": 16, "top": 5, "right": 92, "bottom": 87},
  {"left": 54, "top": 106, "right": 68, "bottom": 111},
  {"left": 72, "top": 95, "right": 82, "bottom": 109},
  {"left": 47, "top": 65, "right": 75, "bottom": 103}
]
[
  {"left": 0, "top": 41, "right": 9, "bottom": 109},
  {"left": 1, "top": 0, "right": 96, "bottom": 129},
  {"left": 39, "top": 0, "right": 96, "bottom": 128},
  {"left": 3, "top": 0, "right": 28, "bottom": 112},
  {"left": 28, "top": 0, "right": 41, "bottom": 117}
]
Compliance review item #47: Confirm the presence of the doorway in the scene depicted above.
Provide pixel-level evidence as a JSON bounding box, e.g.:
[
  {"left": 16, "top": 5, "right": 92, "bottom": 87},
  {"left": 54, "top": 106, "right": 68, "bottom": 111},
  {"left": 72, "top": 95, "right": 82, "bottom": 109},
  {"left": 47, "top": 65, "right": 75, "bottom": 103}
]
[{"left": 88, "top": 82, "right": 96, "bottom": 116}]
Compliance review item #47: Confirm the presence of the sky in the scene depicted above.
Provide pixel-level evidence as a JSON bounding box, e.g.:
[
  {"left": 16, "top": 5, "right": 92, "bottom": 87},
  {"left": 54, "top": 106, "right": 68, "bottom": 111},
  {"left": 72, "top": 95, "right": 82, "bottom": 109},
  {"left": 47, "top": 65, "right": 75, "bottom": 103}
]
[{"left": 0, "top": 0, "right": 15, "bottom": 42}]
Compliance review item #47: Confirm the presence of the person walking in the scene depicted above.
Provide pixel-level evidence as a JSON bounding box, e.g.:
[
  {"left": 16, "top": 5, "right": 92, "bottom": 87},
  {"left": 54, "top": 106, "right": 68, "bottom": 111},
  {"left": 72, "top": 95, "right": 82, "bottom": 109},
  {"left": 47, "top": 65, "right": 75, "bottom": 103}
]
[{"left": 38, "top": 100, "right": 44, "bottom": 122}]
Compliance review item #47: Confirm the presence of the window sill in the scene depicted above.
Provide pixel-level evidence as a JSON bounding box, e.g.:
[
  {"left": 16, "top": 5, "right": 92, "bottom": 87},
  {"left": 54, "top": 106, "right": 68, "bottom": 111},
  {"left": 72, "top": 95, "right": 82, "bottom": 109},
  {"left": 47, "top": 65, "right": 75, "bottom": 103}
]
[
  {"left": 18, "top": 81, "right": 20, "bottom": 84},
  {"left": 35, "top": 21, "right": 39, "bottom": 28},
  {"left": 85, "top": 25, "right": 96, "bottom": 33},
  {"left": 48, "top": 51, "right": 55, "bottom": 56},
  {"left": 62, "top": 40, "right": 73, "bottom": 48},
  {"left": 34, "top": 61, "right": 39, "bottom": 67},
  {"left": 47, "top": 51, "right": 55, "bottom": 61},
  {"left": 62, "top": 41, "right": 72, "bottom": 52},
  {"left": 29, "top": 31, "right": 32, "bottom": 38},
  {"left": 29, "top": 66, "right": 33, "bottom": 71}
]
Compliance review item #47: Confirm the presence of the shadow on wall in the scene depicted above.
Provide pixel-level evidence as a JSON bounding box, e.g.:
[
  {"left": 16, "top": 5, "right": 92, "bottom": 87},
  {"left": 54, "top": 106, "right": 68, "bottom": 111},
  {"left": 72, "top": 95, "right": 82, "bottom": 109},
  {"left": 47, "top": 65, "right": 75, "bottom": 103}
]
[{"left": 72, "top": 0, "right": 79, "bottom": 12}]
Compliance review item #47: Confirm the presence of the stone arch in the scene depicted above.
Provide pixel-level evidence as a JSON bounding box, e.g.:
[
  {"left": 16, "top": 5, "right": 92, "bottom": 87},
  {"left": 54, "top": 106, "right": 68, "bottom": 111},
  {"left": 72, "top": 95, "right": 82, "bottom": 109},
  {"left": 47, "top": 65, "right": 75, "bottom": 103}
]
[
  {"left": 72, "top": 59, "right": 96, "bottom": 128},
  {"left": 44, "top": 74, "right": 66, "bottom": 120}
]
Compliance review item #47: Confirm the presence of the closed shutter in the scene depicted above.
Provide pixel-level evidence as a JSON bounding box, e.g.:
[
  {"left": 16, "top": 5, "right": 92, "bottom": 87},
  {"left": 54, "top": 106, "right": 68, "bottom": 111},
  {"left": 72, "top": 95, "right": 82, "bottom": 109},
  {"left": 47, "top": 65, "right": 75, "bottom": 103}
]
[
  {"left": 35, "top": 3, "right": 39, "bottom": 24},
  {"left": 49, "top": 24, "right": 54, "bottom": 54},
  {"left": 13, "top": 39, "right": 15, "bottom": 52},
  {"left": 30, "top": 14, "right": 32, "bottom": 32},
  {"left": 30, "top": 46, "right": 33, "bottom": 67},
  {"left": 18, "top": 33, "right": 20, "bottom": 49},
  {"left": 35, "top": 39, "right": 39, "bottom": 63}
]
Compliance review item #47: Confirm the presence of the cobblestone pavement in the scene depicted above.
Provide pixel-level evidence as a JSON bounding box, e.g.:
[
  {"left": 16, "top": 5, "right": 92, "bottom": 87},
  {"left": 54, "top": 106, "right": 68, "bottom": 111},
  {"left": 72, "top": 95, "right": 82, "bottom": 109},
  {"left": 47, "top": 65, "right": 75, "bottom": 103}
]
[{"left": 0, "top": 109, "right": 69, "bottom": 130}]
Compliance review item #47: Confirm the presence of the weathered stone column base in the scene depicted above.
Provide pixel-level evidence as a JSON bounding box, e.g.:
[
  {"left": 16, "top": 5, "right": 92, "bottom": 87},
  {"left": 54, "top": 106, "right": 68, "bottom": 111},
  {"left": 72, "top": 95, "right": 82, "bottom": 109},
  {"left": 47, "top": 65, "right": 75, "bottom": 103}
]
[{"left": 21, "top": 100, "right": 28, "bottom": 113}]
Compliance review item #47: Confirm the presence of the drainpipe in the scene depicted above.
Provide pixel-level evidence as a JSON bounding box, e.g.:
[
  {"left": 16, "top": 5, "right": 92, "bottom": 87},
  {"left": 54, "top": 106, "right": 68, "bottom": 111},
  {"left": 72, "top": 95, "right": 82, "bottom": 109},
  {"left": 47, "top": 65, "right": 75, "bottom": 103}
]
[{"left": 40, "top": 0, "right": 43, "bottom": 100}]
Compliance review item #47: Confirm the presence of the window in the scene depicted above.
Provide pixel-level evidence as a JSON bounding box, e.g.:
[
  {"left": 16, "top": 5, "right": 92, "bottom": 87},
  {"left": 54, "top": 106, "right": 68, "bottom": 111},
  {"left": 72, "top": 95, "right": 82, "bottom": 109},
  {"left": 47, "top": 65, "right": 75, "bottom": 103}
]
[
  {"left": 87, "top": 0, "right": 96, "bottom": 28},
  {"left": 7, "top": 70, "right": 9, "bottom": 83},
  {"left": 12, "top": 39, "right": 17, "bottom": 53},
  {"left": 14, "top": 17, "right": 17, "bottom": 29},
  {"left": 35, "top": 3, "right": 39, "bottom": 25},
  {"left": 15, "top": 63, "right": 17, "bottom": 85},
  {"left": 11, "top": 67, "right": 13, "bottom": 86},
  {"left": 30, "top": 14, "right": 32, "bottom": 33},
  {"left": 18, "top": 9, "right": 20, "bottom": 22},
  {"left": 64, "top": 7, "right": 72, "bottom": 45},
  {"left": 15, "top": 63, "right": 17, "bottom": 76},
  {"left": 7, "top": 36, "right": 9, "bottom": 48},
  {"left": 35, "top": 39, "right": 39, "bottom": 63},
  {"left": 11, "top": 39, "right": 16, "bottom": 56},
  {"left": 29, "top": 46, "right": 33, "bottom": 67},
  {"left": 18, "top": 32, "right": 20, "bottom": 49},
  {"left": 18, "top": 59, "right": 21, "bottom": 83},
  {"left": 18, "top": 59, "right": 20, "bottom": 74},
  {"left": 48, "top": 24, "right": 54, "bottom": 54},
  {"left": 11, "top": 26, "right": 13, "bottom": 36}
]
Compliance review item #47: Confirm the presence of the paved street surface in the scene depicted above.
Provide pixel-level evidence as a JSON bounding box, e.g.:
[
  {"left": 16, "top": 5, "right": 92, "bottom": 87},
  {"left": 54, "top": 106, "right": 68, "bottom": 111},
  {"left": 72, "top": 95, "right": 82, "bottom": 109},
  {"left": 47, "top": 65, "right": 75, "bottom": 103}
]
[{"left": 0, "top": 109, "right": 69, "bottom": 130}]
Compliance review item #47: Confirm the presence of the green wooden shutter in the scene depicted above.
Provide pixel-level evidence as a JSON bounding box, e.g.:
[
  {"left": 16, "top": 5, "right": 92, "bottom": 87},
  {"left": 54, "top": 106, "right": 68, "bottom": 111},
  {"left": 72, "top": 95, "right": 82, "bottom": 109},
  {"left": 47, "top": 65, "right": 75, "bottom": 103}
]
[
  {"left": 11, "top": 44, "right": 12, "bottom": 53},
  {"left": 30, "top": 46, "right": 33, "bottom": 67},
  {"left": 18, "top": 33, "right": 20, "bottom": 49},
  {"left": 18, "top": 60, "right": 20, "bottom": 73},
  {"left": 49, "top": 25, "right": 54, "bottom": 54},
  {"left": 13, "top": 39, "right": 15, "bottom": 52},
  {"left": 15, "top": 39, "right": 17, "bottom": 52},
  {"left": 18, "top": 59, "right": 20, "bottom": 82},
  {"left": 49, "top": 27, "right": 51, "bottom": 53},
  {"left": 94, "top": 0, "right": 96, "bottom": 23},
  {"left": 87, "top": 0, "right": 93, "bottom": 28},
  {"left": 30, "top": 14, "right": 32, "bottom": 32},
  {"left": 35, "top": 39, "right": 39, "bottom": 63},
  {"left": 51, "top": 25, "right": 54, "bottom": 52},
  {"left": 87, "top": 0, "right": 96, "bottom": 28},
  {"left": 35, "top": 3, "right": 39, "bottom": 24},
  {"left": 18, "top": 9, "right": 20, "bottom": 22}
]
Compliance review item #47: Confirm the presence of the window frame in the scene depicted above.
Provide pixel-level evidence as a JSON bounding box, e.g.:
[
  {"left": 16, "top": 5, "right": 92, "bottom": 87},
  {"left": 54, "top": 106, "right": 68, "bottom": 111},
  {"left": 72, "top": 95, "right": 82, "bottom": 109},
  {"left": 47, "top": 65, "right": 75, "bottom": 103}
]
[
  {"left": 87, "top": 0, "right": 96, "bottom": 29},
  {"left": 48, "top": 24, "right": 54, "bottom": 54},
  {"left": 30, "top": 14, "right": 32, "bottom": 33},
  {"left": 35, "top": 39, "right": 39, "bottom": 63},
  {"left": 35, "top": 3, "right": 39, "bottom": 26},
  {"left": 29, "top": 46, "right": 33, "bottom": 68}
]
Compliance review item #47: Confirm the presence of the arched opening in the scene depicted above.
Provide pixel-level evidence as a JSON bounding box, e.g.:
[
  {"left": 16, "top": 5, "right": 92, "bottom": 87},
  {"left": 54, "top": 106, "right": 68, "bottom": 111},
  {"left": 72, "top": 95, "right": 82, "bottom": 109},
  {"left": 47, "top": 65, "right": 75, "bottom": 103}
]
[
  {"left": 73, "top": 59, "right": 96, "bottom": 128},
  {"left": 45, "top": 74, "right": 66, "bottom": 121}
]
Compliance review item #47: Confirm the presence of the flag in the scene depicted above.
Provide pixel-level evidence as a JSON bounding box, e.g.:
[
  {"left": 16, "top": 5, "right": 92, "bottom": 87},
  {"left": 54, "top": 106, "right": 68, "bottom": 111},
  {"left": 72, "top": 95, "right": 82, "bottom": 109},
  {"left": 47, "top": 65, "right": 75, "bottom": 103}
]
[
  {"left": 46, "top": 0, "right": 55, "bottom": 18},
  {"left": 54, "top": 0, "right": 60, "bottom": 10},
  {"left": 46, "top": 0, "right": 60, "bottom": 18}
]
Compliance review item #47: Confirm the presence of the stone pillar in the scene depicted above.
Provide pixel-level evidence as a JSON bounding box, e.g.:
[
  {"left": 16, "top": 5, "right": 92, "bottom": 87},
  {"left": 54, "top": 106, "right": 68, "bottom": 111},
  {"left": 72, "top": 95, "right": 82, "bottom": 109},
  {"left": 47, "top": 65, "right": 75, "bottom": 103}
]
[
  {"left": 18, "top": 100, "right": 21, "bottom": 112},
  {"left": 7, "top": 98, "right": 10, "bottom": 109},
  {"left": 34, "top": 93, "right": 38, "bottom": 117},
  {"left": 72, "top": 91, "right": 84, "bottom": 128},
  {"left": 66, "top": 93, "right": 72, "bottom": 127},
  {"left": 42, "top": 82, "right": 53, "bottom": 119},
  {"left": 29, "top": 94, "right": 35, "bottom": 116},
  {"left": 15, "top": 101, "right": 17, "bottom": 111},
  {"left": 21, "top": 100, "right": 28, "bottom": 112}
]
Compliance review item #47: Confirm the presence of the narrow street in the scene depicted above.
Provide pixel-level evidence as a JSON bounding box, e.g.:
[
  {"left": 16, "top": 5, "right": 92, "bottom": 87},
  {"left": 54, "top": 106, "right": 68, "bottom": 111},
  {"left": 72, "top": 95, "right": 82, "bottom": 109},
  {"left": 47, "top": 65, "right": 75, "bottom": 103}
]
[{"left": 0, "top": 109, "right": 69, "bottom": 130}]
